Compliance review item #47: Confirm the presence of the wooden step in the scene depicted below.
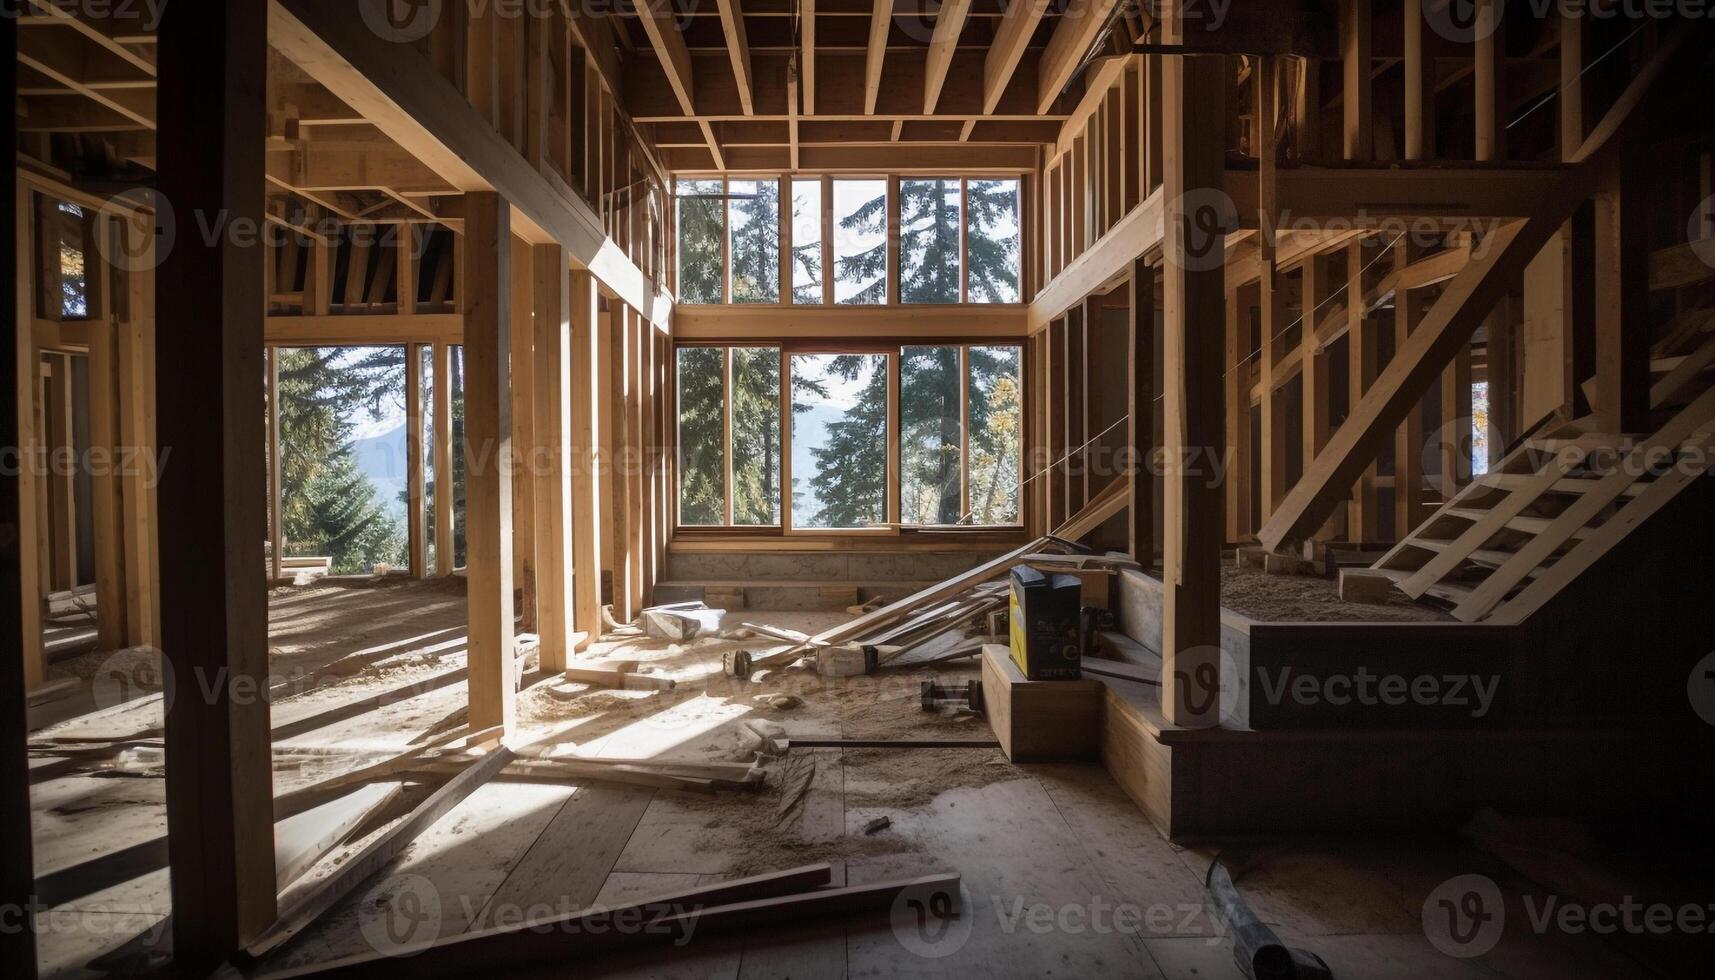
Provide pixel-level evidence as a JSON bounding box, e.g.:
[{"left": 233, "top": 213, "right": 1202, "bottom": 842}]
[
  {"left": 1443, "top": 508, "right": 1591, "bottom": 539},
  {"left": 1400, "top": 538, "right": 1543, "bottom": 575},
  {"left": 1376, "top": 568, "right": 1473, "bottom": 603},
  {"left": 1479, "top": 473, "right": 1646, "bottom": 498}
]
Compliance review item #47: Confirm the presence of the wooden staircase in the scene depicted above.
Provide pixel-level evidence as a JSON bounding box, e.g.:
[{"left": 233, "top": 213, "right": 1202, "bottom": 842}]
[{"left": 1371, "top": 328, "right": 1715, "bottom": 623}]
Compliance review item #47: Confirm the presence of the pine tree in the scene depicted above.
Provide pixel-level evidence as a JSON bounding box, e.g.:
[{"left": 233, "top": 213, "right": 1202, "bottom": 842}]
[
  {"left": 729, "top": 180, "right": 780, "bottom": 304},
  {"left": 676, "top": 179, "right": 724, "bottom": 304},
  {"left": 802, "top": 355, "right": 887, "bottom": 527},
  {"left": 276, "top": 346, "right": 406, "bottom": 574},
  {"left": 900, "top": 179, "right": 961, "bottom": 304},
  {"left": 675, "top": 346, "right": 725, "bottom": 524}
]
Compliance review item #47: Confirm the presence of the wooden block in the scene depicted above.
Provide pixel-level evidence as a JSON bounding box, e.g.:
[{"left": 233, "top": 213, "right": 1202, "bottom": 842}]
[
  {"left": 1235, "top": 547, "right": 1268, "bottom": 569},
  {"left": 980, "top": 645, "right": 1103, "bottom": 762},
  {"left": 1339, "top": 569, "right": 1398, "bottom": 604},
  {"left": 1262, "top": 553, "right": 1310, "bottom": 576},
  {"left": 817, "top": 585, "right": 860, "bottom": 608},
  {"left": 704, "top": 587, "right": 746, "bottom": 610}
]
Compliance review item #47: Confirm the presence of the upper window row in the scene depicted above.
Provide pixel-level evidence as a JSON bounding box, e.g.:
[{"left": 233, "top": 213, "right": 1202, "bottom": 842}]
[{"left": 675, "top": 177, "right": 1022, "bottom": 307}]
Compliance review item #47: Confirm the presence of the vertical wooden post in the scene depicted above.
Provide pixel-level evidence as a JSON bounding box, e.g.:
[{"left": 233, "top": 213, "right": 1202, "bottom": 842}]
[
  {"left": 1592, "top": 158, "right": 1650, "bottom": 434},
  {"left": 1128, "top": 259, "right": 1155, "bottom": 563},
  {"left": 606, "top": 304, "right": 633, "bottom": 624},
  {"left": 432, "top": 341, "right": 454, "bottom": 575},
  {"left": 461, "top": 192, "right": 516, "bottom": 735},
  {"left": 1440, "top": 342, "right": 1474, "bottom": 499},
  {"left": 1301, "top": 253, "right": 1335, "bottom": 541},
  {"left": 44, "top": 358, "right": 75, "bottom": 591},
  {"left": 1474, "top": 0, "right": 1506, "bottom": 163},
  {"left": 118, "top": 212, "right": 158, "bottom": 648},
  {"left": 1223, "top": 287, "right": 1251, "bottom": 542},
  {"left": 1065, "top": 308, "right": 1086, "bottom": 513},
  {"left": 266, "top": 348, "right": 283, "bottom": 582},
  {"left": 1347, "top": 241, "right": 1378, "bottom": 542},
  {"left": 533, "top": 246, "right": 572, "bottom": 671},
  {"left": 1341, "top": 0, "right": 1372, "bottom": 162},
  {"left": 1083, "top": 294, "right": 1103, "bottom": 507},
  {"left": 626, "top": 309, "right": 646, "bottom": 613},
  {"left": 1403, "top": 0, "right": 1434, "bottom": 160},
  {"left": 406, "top": 341, "right": 426, "bottom": 578},
  {"left": 1486, "top": 296, "right": 1517, "bottom": 466},
  {"left": 1160, "top": 5, "right": 1226, "bottom": 728},
  {"left": 88, "top": 236, "right": 127, "bottom": 647},
  {"left": 1394, "top": 244, "right": 1427, "bottom": 540},
  {"left": 1045, "top": 317, "right": 1065, "bottom": 530},
  {"left": 509, "top": 234, "right": 537, "bottom": 632},
  {"left": 155, "top": 0, "right": 277, "bottom": 966},
  {"left": 1, "top": 12, "right": 43, "bottom": 972},
  {"left": 569, "top": 270, "right": 601, "bottom": 649}
]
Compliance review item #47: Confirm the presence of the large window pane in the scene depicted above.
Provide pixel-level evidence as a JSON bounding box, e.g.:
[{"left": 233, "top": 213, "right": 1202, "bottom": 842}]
[
  {"left": 966, "top": 179, "right": 1021, "bottom": 303},
  {"left": 277, "top": 345, "right": 409, "bottom": 575},
  {"left": 791, "top": 353, "right": 887, "bottom": 528},
  {"left": 732, "top": 347, "right": 782, "bottom": 524},
  {"left": 728, "top": 178, "right": 780, "bottom": 303},
  {"left": 676, "top": 178, "right": 724, "bottom": 304},
  {"left": 900, "top": 346, "right": 962, "bottom": 524},
  {"left": 968, "top": 345, "right": 1024, "bottom": 524},
  {"left": 832, "top": 179, "right": 886, "bottom": 305},
  {"left": 677, "top": 346, "right": 726, "bottom": 525},
  {"left": 900, "top": 179, "right": 961, "bottom": 304},
  {"left": 791, "top": 178, "right": 823, "bottom": 304}
]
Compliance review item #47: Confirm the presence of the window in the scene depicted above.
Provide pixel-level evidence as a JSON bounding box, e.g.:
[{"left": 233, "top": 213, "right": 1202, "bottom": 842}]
[
  {"left": 731, "top": 348, "right": 782, "bottom": 524},
  {"left": 791, "top": 353, "right": 889, "bottom": 528},
  {"left": 900, "top": 180, "right": 961, "bottom": 304},
  {"left": 275, "top": 346, "right": 411, "bottom": 575},
  {"left": 676, "top": 344, "right": 1024, "bottom": 531},
  {"left": 790, "top": 178, "right": 823, "bottom": 304},
  {"left": 832, "top": 179, "right": 886, "bottom": 304},
  {"left": 677, "top": 346, "right": 726, "bottom": 525},
  {"left": 968, "top": 345, "right": 1024, "bottom": 524},
  {"left": 967, "top": 179, "right": 1021, "bottom": 302},
  {"left": 728, "top": 178, "right": 779, "bottom": 303},
  {"left": 676, "top": 178, "right": 723, "bottom": 304},
  {"left": 900, "top": 346, "right": 962, "bottom": 524}
]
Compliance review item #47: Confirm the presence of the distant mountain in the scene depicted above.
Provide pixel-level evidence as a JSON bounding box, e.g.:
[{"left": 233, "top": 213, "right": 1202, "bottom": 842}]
[{"left": 349, "top": 423, "right": 408, "bottom": 520}]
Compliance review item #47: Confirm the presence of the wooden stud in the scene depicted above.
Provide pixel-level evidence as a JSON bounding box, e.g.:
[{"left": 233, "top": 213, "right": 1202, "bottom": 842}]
[
  {"left": 605, "top": 304, "right": 632, "bottom": 623},
  {"left": 267, "top": 348, "right": 284, "bottom": 582},
  {"left": 461, "top": 191, "right": 516, "bottom": 735},
  {"left": 155, "top": 0, "right": 278, "bottom": 964},
  {"left": 626, "top": 309, "right": 646, "bottom": 614},
  {"left": 432, "top": 340, "right": 454, "bottom": 575},
  {"left": 0, "top": 14, "right": 37, "bottom": 972},
  {"left": 406, "top": 341, "right": 426, "bottom": 577},
  {"left": 1593, "top": 157, "right": 1650, "bottom": 435},
  {"left": 1341, "top": 0, "right": 1372, "bottom": 162},
  {"left": 533, "top": 246, "right": 572, "bottom": 671},
  {"left": 569, "top": 270, "right": 601, "bottom": 648},
  {"left": 1128, "top": 259, "right": 1155, "bottom": 563},
  {"left": 1160, "top": 9, "right": 1226, "bottom": 728},
  {"left": 509, "top": 234, "right": 537, "bottom": 631},
  {"left": 1346, "top": 242, "right": 1378, "bottom": 543},
  {"left": 117, "top": 211, "right": 158, "bottom": 648},
  {"left": 1404, "top": 0, "right": 1434, "bottom": 160},
  {"left": 1474, "top": 0, "right": 1506, "bottom": 163},
  {"left": 43, "top": 357, "right": 74, "bottom": 591},
  {"left": 1393, "top": 242, "right": 1428, "bottom": 539},
  {"left": 1440, "top": 342, "right": 1474, "bottom": 500},
  {"left": 1223, "top": 286, "right": 1252, "bottom": 542},
  {"left": 1300, "top": 254, "right": 1335, "bottom": 542}
]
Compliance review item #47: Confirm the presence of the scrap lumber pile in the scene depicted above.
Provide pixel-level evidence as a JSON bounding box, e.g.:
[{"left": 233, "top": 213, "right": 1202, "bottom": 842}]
[{"left": 728, "top": 480, "right": 1143, "bottom": 678}]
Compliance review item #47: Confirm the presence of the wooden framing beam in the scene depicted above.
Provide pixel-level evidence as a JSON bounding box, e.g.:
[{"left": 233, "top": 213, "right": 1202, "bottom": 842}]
[
  {"left": 405, "top": 340, "right": 426, "bottom": 577},
  {"left": 922, "top": 0, "right": 974, "bottom": 114},
  {"left": 269, "top": 0, "right": 671, "bottom": 328},
  {"left": 432, "top": 340, "right": 454, "bottom": 575},
  {"left": 1593, "top": 154, "right": 1650, "bottom": 434},
  {"left": 462, "top": 191, "right": 517, "bottom": 735},
  {"left": 569, "top": 270, "right": 602, "bottom": 648},
  {"left": 714, "top": 0, "right": 755, "bottom": 115},
  {"left": 606, "top": 304, "right": 633, "bottom": 624},
  {"left": 1, "top": 10, "right": 41, "bottom": 974},
  {"left": 1037, "top": 0, "right": 1121, "bottom": 115},
  {"left": 801, "top": 0, "right": 817, "bottom": 114},
  {"left": 863, "top": 0, "right": 897, "bottom": 116},
  {"left": 155, "top": 0, "right": 277, "bottom": 967},
  {"left": 1159, "top": 4, "right": 1226, "bottom": 728},
  {"left": 509, "top": 234, "right": 538, "bottom": 631},
  {"left": 1257, "top": 23, "right": 1705, "bottom": 551},
  {"left": 1340, "top": 0, "right": 1371, "bottom": 161},
  {"left": 982, "top": 0, "right": 1049, "bottom": 115},
  {"left": 117, "top": 211, "right": 158, "bottom": 648}
]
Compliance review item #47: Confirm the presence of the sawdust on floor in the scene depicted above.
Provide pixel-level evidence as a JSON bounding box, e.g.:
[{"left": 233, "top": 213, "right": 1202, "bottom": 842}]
[{"left": 1221, "top": 565, "right": 1452, "bottom": 623}]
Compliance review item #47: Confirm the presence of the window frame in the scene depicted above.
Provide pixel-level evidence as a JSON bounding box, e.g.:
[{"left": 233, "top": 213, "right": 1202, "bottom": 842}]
[
  {"left": 671, "top": 172, "right": 1027, "bottom": 310},
  {"left": 671, "top": 339, "right": 1027, "bottom": 537}
]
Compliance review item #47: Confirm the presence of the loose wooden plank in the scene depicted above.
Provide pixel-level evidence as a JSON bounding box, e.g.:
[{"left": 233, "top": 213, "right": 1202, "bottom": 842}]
[{"left": 476, "top": 782, "right": 655, "bottom": 923}]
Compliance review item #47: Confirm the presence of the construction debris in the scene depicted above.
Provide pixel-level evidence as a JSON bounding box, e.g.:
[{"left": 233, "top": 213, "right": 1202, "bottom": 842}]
[
  {"left": 639, "top": 601, "right": 726, "bottom": 640},
  {"left": 562, "top": 663, "right": 677, "bottom": 691},
  {"left": 862, "top": 816, "right": 892, "bottom": 835}
]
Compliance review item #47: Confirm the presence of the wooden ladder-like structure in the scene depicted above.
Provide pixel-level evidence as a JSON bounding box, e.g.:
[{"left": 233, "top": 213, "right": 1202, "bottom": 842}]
[{"left": 1371, "top": 329, "right": 1715, "bottom": 624}]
